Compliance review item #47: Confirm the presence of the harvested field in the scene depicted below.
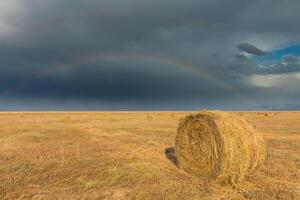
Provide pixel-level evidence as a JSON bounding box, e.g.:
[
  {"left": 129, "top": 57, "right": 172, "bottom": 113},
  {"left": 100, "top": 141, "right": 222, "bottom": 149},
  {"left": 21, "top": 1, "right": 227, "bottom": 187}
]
[{"left": 0, "top": 112, "right": 299, "bottom": 199}]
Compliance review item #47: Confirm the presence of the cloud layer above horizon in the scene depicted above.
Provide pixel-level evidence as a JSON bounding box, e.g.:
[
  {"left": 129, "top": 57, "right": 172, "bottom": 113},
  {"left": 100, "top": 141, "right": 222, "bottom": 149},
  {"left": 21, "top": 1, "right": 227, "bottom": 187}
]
[{"left": 1, "top": 0, "right": 300, "bottom": 110}]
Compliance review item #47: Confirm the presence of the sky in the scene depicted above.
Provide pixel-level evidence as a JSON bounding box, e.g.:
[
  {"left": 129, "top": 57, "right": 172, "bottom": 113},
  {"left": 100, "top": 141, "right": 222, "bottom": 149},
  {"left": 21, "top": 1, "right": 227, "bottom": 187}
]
[{"left": 0, "top": 0, "right": 300, "bottom": 111}]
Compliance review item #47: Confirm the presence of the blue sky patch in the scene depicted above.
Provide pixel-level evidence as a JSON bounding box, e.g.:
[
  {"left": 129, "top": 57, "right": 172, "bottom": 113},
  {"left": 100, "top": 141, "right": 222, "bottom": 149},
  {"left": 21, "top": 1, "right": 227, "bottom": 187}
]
[{"left": 253, "top": 43, "right": 300, "bottom": 63}]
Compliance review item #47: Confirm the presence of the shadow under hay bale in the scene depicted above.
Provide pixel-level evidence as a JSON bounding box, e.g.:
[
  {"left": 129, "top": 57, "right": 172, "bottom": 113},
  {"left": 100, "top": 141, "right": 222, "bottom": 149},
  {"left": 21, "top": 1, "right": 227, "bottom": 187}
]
[
  {"left": 165, "top": 147, "right": 178, "bottom": 166},
  {"left": 175, "top": 111, "right": 265, "bottom": 185}
]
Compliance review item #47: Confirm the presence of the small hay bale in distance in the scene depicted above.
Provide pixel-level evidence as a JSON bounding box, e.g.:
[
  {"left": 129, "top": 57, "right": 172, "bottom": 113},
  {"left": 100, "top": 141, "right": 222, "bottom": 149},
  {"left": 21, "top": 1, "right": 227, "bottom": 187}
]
[{"left": 175, "top": 111, "right": 265, "bottom": 184}]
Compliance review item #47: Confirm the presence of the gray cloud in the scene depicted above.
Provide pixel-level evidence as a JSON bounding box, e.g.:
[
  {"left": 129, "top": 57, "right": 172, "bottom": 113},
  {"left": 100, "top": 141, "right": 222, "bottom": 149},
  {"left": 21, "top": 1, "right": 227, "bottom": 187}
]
[
  {"left": 235, "top": 54, "right": 249, "bottom": 62},
  {"left": 0, "top": 0, "right": 300, "bottom": 110},
  {"left": 282, "top": 54, "right": 299, "bottom": 63},
  {"left": 237, "top": 43, "right": 268, "bottom": 55}
]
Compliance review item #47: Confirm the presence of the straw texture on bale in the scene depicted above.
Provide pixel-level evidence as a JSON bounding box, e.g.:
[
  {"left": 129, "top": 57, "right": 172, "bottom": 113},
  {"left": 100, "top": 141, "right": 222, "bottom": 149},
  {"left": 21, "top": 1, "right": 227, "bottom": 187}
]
[{"left": 175, "top": 111, "right": 265, "bottom": 184}]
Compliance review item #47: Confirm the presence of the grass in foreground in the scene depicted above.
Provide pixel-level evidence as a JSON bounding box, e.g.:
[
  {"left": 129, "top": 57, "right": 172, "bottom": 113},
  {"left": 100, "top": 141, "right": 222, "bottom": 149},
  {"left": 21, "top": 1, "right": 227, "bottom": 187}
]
[{"left": 0, "top": 112, "right": 299, "bottom": 199}]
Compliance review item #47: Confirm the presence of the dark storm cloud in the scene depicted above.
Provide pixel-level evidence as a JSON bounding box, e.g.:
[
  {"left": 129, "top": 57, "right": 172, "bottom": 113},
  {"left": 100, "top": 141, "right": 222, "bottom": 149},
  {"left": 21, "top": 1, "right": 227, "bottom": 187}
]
[
  {"left": 0, "top": 60, "right": 237, "bottom": 100},
  {"left": 237, "top": 43, "right": 268, "bottom": 55},
  {"left": 1, "top": 0, "right": 300, "bottom": 109}
]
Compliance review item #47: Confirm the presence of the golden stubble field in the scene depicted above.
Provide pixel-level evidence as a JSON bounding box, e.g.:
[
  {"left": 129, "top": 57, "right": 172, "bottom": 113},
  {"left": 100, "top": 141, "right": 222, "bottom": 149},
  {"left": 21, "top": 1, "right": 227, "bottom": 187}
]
[{"left": 0, "top": 112, "right": 299, "bottom": 200}]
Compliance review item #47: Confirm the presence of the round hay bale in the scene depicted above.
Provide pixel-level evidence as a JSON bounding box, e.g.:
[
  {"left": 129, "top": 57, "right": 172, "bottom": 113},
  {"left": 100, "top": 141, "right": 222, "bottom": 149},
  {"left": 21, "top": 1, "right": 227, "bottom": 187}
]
[{"left": 175, "top": 111, "right": 265, "bottom": 184}]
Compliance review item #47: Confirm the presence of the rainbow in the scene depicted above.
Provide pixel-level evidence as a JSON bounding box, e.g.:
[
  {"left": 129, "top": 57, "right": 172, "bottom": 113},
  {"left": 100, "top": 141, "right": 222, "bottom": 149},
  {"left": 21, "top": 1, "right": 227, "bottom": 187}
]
[{"left": 43, "top": 52, "right": 253, "bottom": 103}]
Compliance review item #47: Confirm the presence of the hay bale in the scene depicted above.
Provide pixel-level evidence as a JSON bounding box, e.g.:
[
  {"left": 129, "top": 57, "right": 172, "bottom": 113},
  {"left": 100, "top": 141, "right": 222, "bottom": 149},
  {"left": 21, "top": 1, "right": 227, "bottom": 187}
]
[{"left": 175, "top": 111, "right": 265, "bottom": 184}]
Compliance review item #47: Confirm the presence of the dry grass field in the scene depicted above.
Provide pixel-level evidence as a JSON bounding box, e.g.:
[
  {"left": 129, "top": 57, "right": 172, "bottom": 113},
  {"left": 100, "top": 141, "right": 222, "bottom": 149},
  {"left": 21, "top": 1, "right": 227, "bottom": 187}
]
[{"left": 0, "top": 112, "right": 299, "bottom": 200}]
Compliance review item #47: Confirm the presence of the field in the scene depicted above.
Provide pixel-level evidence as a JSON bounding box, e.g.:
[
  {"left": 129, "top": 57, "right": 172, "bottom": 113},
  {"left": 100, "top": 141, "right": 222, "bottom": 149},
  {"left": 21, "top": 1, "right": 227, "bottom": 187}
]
[{"left": 0, "top": 112, "right": 299, "bottom": 200}]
